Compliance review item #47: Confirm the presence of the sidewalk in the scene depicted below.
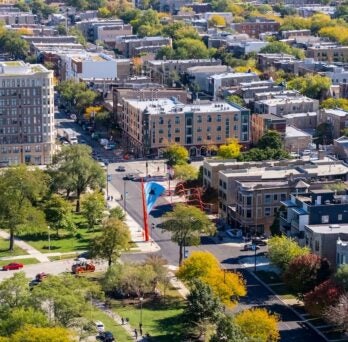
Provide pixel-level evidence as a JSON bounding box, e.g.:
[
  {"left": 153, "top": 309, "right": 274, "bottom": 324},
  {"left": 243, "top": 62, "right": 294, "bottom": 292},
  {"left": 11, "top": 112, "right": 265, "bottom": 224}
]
[
  {"left": 107, "top": 182, "right": 160, "bottom": 254},
  {"left": 0, "top": 230, "right": 50, "bottom": 262},
  {"left": 166, "top": 265, "right": 189, "bottom": 298},
  {"left": 0, "top": 250, "right": 85, "bottom": 261}
]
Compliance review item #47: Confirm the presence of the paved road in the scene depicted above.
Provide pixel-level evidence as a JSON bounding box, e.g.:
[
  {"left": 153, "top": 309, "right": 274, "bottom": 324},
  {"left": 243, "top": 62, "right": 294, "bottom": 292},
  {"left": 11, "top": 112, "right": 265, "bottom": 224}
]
[{"left": 112, "top": 162, "right": 326, "bottom": 342}]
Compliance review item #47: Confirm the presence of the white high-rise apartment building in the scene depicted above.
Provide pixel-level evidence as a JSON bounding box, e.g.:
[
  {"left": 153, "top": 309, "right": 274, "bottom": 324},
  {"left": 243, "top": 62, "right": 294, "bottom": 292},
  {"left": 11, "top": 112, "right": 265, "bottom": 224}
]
[{"left": 0, "top": 61, "right": 55, "bottom": 165}]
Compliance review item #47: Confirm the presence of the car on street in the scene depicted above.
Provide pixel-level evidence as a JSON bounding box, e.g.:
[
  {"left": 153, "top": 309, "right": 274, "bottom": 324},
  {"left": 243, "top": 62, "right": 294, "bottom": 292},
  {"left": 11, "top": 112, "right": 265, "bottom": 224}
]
[
  {"left": 116, "top": 166, "right": 126, "bottom": 172},
  {"left": 2, "top": 262, "right": 24, "bottom": 271},
  {"left": 123, "top": 173, "right": 136, "bottom": 180},
  {"left": 96, "top": 331, "right": 115, "bottom": 341},
  {"left": 241, "top": 244, "right": 260, "bottom": 251},
  {"left": 252, "top": 238, "right": 267, "bottom": 246},
  {"left": 95, "top": 321, "right": 105, "bottom": 333}
]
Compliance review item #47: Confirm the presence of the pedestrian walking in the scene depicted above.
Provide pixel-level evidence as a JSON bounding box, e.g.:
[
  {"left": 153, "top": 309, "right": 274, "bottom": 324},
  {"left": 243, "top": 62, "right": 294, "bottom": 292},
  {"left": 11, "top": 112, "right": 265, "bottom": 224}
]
[
  {"left": 139, "top": 327, "right": 143, "bottom": 336},
  {"left": 126, "top": 317, "right": 129, "bottom": 324},
  {"left": 110, "top": 195, "right": 113, "bottom": 201},
  {"left": 157, "top": 166, "right": 160, "bottom": 172},
  {"left": 134, "top": 328, "right": 138, "bottom": 339},
  {"left": 120, "top": 194, "right": 123, "bottom": 200},
  {"left": 121, "top": 317, "right": 124, "bottom": 325}
]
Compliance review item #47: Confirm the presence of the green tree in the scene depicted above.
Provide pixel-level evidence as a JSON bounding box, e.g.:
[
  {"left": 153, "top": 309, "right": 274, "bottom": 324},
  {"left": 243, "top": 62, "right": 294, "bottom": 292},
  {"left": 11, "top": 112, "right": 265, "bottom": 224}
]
[
  {"left": 161, "top": 204, "right": 215, "bottom": 265},
  {"left": 334, "top": 264, "right": 348, "bottom": 291},
  {"left": 109, "top": 206, "right": 126, "bottom": 221},
  {"left": 163, "top": 144, "right": 188, "bottom": 166},
  {"left": 185, "top": 280, "right": 223, "bottom": 339},
  {"left": 257, "top": 131, "right": 283, "bottom": 150},
  {"left": 260, "top": 41, "right": 304, "bottom": 59},
  {"left": 0, "top": 308, "right": 48, "bottom": 336},
  {"left": 174, "top": 38, "right": 215, "bottom": 59},
  {"left": 314, "top": 122, "right": 334, "bottom": 146},
  {"left": 268, "top": 236, "right": 309, "bottom": 272},
  {"left": 283, "top": 254, "right": 331, "bottom": 299},
  {"left": 210, "top": 316, "right": 249, "bottom": 342},
  {"left": 173, "top": 164, "right": 198, "bottom": 181},
  {"left": 81, "top": 192, "right": 105, "bottom": 231},
  {"left": 49, "top": 145, "right": 105, "bottom": 212},
  {"left": 89, "top": 217, "right": 130, "bottom": 266},
  {"left": 0, "top": 30, "right": 29, "bottom": 60},
  {"left": 270, "top": 207, "right": 283, "bottom": 236},
  {"left": 31, "top": 274, "right": 101, "bottom": 326},
  {"left": 102, "top": 262, "right": 156, "bottom": 297},
  {"left": 44, "top": 194, "right": 75, "bottom": 237},
  {"left": 226, "top": 94, "right": 245, "bottom": 107},
  {"left": 321, "top": 98, "right": 348, "bottom": 111},
  {"left": 0, "top": 165, "right": 48, "bottom": 251},
  {"left": 217, "top": 138, "right": 241, "bottom": 159},
  {"left": 287, "top": 74, "right": 331, "bottom": 99}
]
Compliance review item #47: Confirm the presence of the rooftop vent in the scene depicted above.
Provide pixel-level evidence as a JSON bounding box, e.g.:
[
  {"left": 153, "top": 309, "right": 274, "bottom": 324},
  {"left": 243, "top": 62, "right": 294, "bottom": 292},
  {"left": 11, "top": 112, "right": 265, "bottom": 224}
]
[{"left": 330, "top": 224, "right": 340, "bottom": 229}]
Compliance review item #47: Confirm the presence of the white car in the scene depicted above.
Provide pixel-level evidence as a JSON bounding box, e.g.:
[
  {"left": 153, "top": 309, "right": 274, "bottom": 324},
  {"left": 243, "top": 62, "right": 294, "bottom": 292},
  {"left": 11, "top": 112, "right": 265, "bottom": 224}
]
[{"left": 95, "top": 321, "right": 105, "bottom": 333}]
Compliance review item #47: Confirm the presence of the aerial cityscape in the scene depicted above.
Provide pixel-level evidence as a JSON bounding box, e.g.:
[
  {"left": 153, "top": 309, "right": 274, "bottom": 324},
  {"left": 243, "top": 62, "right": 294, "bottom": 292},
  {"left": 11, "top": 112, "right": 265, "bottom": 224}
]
[{"left": 0, "top": 0, "right": 348, "bottom": 341}]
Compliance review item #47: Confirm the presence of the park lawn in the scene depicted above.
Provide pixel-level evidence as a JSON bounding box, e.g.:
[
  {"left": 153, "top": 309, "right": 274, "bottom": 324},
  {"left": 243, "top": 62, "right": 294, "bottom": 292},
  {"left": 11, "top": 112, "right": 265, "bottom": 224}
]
[
  {"left": 110, "top": 287, "right": 185, "bottom": 342},
  {"left": 0, "top": 237, "right": 28, "bottom": 258},
  {"left": 88, "top": 308, "right": 133, "bottom": 342},
  {"left": 48, "top": 252, "right": 80, "bottom": 261},
  {"left": 19, "top": 214, "right": 101, "bottom": 254},
  {"left": 0, "top": 258, "right": 40, "bottom": 267}
]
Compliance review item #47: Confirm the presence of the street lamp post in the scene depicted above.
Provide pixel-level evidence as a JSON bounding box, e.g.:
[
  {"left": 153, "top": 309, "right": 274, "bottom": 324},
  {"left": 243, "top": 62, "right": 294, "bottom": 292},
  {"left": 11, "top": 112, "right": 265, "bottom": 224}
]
[
  {"left": 48, "top": 225, "right": 51, "bottom": 251},
  {"left": 253, "top": 244, "right": 257, "bottom": 272},
  {"left": 139, "top": 297, "right": 144, "bottom": 327},
  {"left": 123, "top": 180, "right": 127, "bottom": 210}
]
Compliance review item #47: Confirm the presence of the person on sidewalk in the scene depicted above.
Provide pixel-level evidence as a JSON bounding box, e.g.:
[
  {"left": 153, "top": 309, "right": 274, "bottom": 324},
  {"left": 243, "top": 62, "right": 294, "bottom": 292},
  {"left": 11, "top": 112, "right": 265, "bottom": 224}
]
[
  {"left": 134, "top": 328, "right": 138, "bottom": 340},
  {"left": 121, "top": 317, "right": 124, "bottom": 325}
]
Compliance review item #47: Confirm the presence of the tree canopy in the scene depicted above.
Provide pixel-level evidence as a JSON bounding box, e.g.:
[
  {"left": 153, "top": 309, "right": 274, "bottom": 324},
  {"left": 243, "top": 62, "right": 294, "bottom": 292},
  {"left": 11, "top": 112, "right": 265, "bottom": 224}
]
[
  {"left": 161, "top": 204, "right": 215, "bottom": 265},
  {"left": 173, "top": 164, "right": 199, "bottom": 181},
  {"left": 81, "top": 192, "right": 105, "bottom": 231},
  {"left": 163, "top": 144, "right": 189, "bottom": 166},
  {"left": 217, "top": 138, "right": 241, "bottom": 159},
  {"left": 287, "top": 74, "right": 331, "bottom": 99},
  {"left": 260, "top": 41, "right": 304, "bottom": 59}
]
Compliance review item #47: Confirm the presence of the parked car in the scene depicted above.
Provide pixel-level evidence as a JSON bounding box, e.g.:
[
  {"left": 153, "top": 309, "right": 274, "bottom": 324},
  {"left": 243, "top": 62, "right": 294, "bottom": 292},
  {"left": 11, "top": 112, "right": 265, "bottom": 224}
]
[
  {"left": 2, "top": 262, "right": 24, "bottom": 271},
  {"left": 116, "top": 165, "right": 126, "bottom": 172},
  {"left": 252, "top": 238, "right": 267, "bottom": 246},
  {"left": 95, "top": 321, "right": 105, "bottom": 333},
  {"left": 242, "top": 244, "right": 260, "bottom": 251},
  {"left": 123, "top": 173, "right": 136, "bottom": 181},
  {"left": 97, "top": 331, "right": 115, "bottom": 341}
]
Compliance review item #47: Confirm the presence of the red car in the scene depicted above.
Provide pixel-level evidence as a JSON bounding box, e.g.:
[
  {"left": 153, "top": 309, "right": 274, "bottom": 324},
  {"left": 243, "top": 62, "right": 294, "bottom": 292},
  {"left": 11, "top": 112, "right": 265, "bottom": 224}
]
[{"left": 2, "top": 262, "right": 24, "bottom": 271}]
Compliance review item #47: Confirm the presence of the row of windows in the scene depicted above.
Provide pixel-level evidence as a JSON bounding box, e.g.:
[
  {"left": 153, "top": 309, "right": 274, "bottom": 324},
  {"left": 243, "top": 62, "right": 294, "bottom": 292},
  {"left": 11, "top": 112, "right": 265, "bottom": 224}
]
[
  {"left": 157, "top": 114, "right": 240, "bottom": 125},
  {"left": 154, "top": 135, "right": 225, "bottom": 144},
  {"left": 157, "top": 125, "right": 239, "bottom": 134},
  {"left": 1, "top": 145, "right": 42, "bottom": 153},
  {"left": 1, "top": 78, "right": 50, "bottom": 88}
]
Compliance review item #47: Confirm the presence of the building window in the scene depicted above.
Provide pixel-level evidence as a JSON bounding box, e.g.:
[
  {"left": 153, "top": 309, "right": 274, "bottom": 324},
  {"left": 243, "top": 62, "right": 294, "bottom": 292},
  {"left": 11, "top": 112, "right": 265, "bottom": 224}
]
[
  {"left": 207, "top": 135, "right": 211, "bottom": 140},
  {"left": 175, "top": 116, "right": 180, "bottom": 124},
  {"left": 264, "top": 207, "right": 271, "bottom": 216},
  {"left": 273, "top": 194, "right": 278, "bottom": 201},
  {"left": 197, "top": 136, "right": 202, "bottom": 142},
  {"left": 186, "top": 117, "right": 192, "bottom": 126},
  {"left": 315, "top": 240, "right": 320, "bottom": 252},
  {"left": 246, "top": 196, "right": 252, "bottom": 205},
  {"left": 217, "top": 126, "right": 221, "bottom": 131},
  {"left": 217, "top": 135, "right": 221, "bottom": 141},
  {"left": 159, "top": 138, "right": 163, "bottom": 143},
  {"left": 207, "top": 115, "right": 212, "bottom": 123},
  {"left": 159, "top": 117, "right": 164, "bottom": 124},
  {"left": 321, "top": 215, "right": 329, "bottom": 224},
  {"left": 197, "top": 115, "right": 202, "bottom": 123},
  {"left": 175, "top": 128, "right": 180, "bottom": 133},
  {"left": 246, "top": 210, "right": 252, "bottom": 218},
  {"left": 338, "top": 214, "right": 342, "bottom": 221},
  {"left": 175, "top": 137, "right": 180, "bottom": 143},
  {"left": 159, "top": 129, "right": 164, "bottom": 134},
  {"left": 280, "top": 193, "right": 287, "bottom": 201},
  {"left": 197, "top": 127, "right": 202, "bottom": 132},
  {"left": 264, "top": 194, "right": 271, "bottom": 204},
  {"left": 234, "top": 114, "right": 239, "bottom": 121},
  {"left": 217, "top": 115, "right": 221, "bottom": 122}
]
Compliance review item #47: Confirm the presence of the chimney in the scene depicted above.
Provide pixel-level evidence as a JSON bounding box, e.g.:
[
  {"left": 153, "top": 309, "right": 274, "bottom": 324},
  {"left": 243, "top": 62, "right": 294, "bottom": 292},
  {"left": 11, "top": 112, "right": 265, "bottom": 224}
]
[{"left": 318, "top": 150, "right": 325, "bottom": 160}]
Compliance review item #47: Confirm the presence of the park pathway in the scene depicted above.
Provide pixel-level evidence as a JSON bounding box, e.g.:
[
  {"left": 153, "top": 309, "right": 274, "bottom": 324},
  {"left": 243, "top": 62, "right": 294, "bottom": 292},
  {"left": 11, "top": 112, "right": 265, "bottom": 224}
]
[{"left": 0, "top": 229, "right": 50, "bottom": 262}]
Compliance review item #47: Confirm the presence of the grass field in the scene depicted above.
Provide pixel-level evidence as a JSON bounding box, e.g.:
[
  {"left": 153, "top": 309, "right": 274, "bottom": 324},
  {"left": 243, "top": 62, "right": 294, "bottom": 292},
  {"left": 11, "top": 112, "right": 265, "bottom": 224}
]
[
  {"left": 88, "top": 308, "right": 133, "bottom": 342},
  {"left": 110, "top": 288, "right": 185, "bottom": 342},
  {"left": 0, "top": 258, "right": 39, "bottom": 267},
  {"left": 0, "top": 237, "right": 28, "bottom": 258}
]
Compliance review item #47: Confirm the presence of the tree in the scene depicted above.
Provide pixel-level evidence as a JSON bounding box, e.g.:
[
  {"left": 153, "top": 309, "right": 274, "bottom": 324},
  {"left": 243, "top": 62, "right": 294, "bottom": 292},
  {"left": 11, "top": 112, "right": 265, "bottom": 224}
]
[
  {"left": 185, "top": 280, "right": 223, "bottom": 338},
  {"left": 8, "top": 326, "right": 74, "bottom": 342},
  {"left": 287, "top": 74, "right": 331, "bottom": 100},
  {"left": 283, "top": 254, "right": 331, "bottom": 298},
  {"left": 49, "top": 145, "right": 105, "bottom": 212},
  {"left": 163, "top": 144, "right": 188, "bottom": 166},
  {"left": 324, "top": 294, "right": 348, "bottom": 333},
  {"left": 177, "top": 251, "right": 246, "bottom": 307},
  {"left": 257, "top": 131, "right": 283, "bottom": 150},
  {"left": 109, "top": 207, "right": 126, "bottom": 221},
  {"left": 161, "top": 204, "right": 215, "bottom": 265},
  {"left": 44, "top": 194, "right": 75, "bottom": 237},
  {"left": 260, "top": 41, "right": 304, "bottom": 59},
  {"left": 31, "top": 274, "right": 101, "bottom": 326},
  {"left": 334, "top": 264, "right": 348, "bottom": 291},
  {"left": 226, "top": 94, "right": 245, "bottom": 107},
  {"left": 304, "top": 279, "right": 343, "bottom": 316},
  {"left": 209, "top": 14, "right": 226, "bottom": 27},
  {"left": 0, "top": 30, "right": 29, "bottom": 60},
  {"left": 102, "top": 262, "right": 156, "bottom": 298},
  {"left": 173, "top": 164, "right": 198, "bottom": 181},
  {"left": 210, "top": 315, "right": 249, "bottom": 342},
  {"left": 234, "top": 308, "right": 280, "bottom": 342},
  {"left": 0, "top": 165, "right": 48, "bottom": 251},
  {"left": 217, "top": 138, "right": 241, "bottom": 159},
  {"left": 268, "top": 236, "right": 309, "bottom": 272},
  {"left": 314, "top": 122, "right": 333, "bottom": 146},
  {"left": 239, "top": 147, "right": 290, "bottom": 162},
  {"left": 81, "top": 192, "right": 105, "bottom": 231},
  {"left": 321, "top": 98, "right": 348, "bottom": 111},
  {"left": 174, "top": 38, "right": 215, "bottom": 59},
  {"left": 0, "top": 308, "right": 48, "bottom": 336},
  {"left": 270, "top": 207, "right": 282, "bottom": 236},
  {"left": 144, "top": 254, "right": 168, "bottom": 291},
  {"left": 89, "top": 217, "right": 130, "bottom": 266}
]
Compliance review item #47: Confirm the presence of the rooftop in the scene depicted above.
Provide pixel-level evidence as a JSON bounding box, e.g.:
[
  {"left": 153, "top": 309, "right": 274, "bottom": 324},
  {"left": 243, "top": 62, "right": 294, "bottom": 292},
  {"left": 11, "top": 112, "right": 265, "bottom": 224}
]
[
  {"left": 322, "top": 108, "right": 348, "bottom": 117},
  {"left": 68, "top": 52, "right": 116, "bottom": 63},
  {"left": 257, "top": 96, "right": 315, "bottom": 105},
  {"left": 286, "top": 126, "right": 312, "bottom": 138},
  {"left": 220, "top": 166, "right": 301, "bottom": 179},
  {"left": 283, "top": 112, "right": 317, "bottom": 118},
  {"left": 147, "top": 59, "right": 219, "bottom": 66},
  {"left": 305, "top": 223, "right": 348, "bottom": 234},
  {"left": 0, "top": 61, "right": 49, "bottom": 75},
  {"left": 125, "top": 98, "right": 240, "bottom": 114},
  {"left": 210, "top": 72, "right": 258, "bottom": 80}
]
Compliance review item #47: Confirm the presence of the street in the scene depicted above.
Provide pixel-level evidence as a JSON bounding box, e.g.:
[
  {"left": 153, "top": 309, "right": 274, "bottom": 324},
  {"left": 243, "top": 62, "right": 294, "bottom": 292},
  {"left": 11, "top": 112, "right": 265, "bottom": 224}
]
[{"left": 54, "top": 115, "right": 326, "bottom": 342}]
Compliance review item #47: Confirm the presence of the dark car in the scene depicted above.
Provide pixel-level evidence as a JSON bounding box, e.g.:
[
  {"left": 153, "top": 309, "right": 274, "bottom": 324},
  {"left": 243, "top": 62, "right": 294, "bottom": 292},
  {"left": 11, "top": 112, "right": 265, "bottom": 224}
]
[
  {"left": 2, "top": 262, "right": 24, "bottom": 271},
  {"left": 252, "top": 239, "right": 267, "bottom": 246},
  {"left": 97, "top": 331, "right": 115, "bottom": 341},
  {"left": 123, "top": 173, "right": 136, "bottom": 181},
  {"left": 116, "top": 166, "right": 126, "bottom": 172},
  {"left": 241, "top": 244, "right": 260, "bottom": 251}
]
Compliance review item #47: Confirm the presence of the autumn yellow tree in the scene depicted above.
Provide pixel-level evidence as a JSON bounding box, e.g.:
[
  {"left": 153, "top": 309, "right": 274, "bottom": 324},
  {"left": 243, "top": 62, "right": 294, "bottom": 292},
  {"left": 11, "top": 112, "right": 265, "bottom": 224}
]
[
  {"left": 217, "top": 138, "right": 241, "bottom": 159},
  {"left": 234, "top": 308, "right": 280, "bottom": 342},
  {"left": 209, "top": 15, "right": 226, "bottom": 27},
  {"left": 84, "top": 106, "right": 103, "bottom": 120},
  {"left": 177, "top": 251, "right": 246, "bottom": 307}
]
